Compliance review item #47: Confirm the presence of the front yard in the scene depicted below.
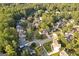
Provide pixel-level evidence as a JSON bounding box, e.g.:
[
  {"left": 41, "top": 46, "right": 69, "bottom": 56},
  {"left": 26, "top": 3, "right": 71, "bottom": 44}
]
[{"left": 43, "top": 41, "right": 52, "bottom": 53}]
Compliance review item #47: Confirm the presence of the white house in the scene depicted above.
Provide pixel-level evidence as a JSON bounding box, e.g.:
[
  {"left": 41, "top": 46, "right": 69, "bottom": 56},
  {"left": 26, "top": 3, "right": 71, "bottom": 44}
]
[
  {"left": 52, "top": 39, "right": 61, "bottom": 53},
  {"left": 60, "top": 50, "right": 68, "bottom": 56},
  {"left": 45, "top": 10, "right": 49, "bottom": 13},
  {"left": 52, "top": 33, "right": 58, "bottom": 40},
  {"left": 56, "top": 11, "right": 61, "bottom": 14},
  {"left": 39, "top": 17, "right": 42, "bottom": 21}
]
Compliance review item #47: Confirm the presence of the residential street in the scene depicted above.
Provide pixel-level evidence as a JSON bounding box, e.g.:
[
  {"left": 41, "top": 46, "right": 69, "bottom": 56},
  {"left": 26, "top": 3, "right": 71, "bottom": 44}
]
[{"left": 16, "top": 19, "right": 52, "bottom": 49}]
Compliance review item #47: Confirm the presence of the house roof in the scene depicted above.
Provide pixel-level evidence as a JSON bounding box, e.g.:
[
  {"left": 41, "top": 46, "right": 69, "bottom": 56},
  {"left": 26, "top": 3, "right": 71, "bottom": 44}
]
[
  {"left": 52, "top": 33, "right": 58, "bottom": 40},
  {"left": 60, "top": 50, "right": 68, "bottom": 56}
]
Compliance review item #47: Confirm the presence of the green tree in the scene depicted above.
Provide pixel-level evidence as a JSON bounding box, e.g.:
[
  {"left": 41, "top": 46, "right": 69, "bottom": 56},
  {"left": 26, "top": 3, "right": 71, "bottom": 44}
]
[{"left": 5, "top": 45, "right": 16, "bottom": 56}]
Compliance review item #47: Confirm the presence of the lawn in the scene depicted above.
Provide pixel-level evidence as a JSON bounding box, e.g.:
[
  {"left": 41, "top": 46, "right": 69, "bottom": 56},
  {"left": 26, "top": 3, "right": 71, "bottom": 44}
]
[
  {"left": 43, "top": 41, "right": 52, "bottom": 53},
  {"left": 51, "top": 52, "right": 59, "bottom": 56},
  {"left": 35, "top": 46, "right": 43, "bottom": 56}
]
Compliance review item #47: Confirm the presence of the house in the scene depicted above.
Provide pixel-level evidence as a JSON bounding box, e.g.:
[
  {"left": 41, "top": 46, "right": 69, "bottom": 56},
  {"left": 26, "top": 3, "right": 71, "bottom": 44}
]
[
  {"left": 68, "top": 12, "right": 71, "bottom": 14},
  {"left": 34, "top": 23, "right": 39, "bottom": 28},
  {"left": 50, "top": 33, "right": 61, "bottom": 54},
  {"left": 39, "top": 17, "right": 42, "bottom": 21},
  {"left": 52, "top": 33, "right": 58, "bottom": 40},
  {"left": 66, "top": 19, "right": 74, "bottom": 27},
  {"left": 33, "top": 19, "right": 40, "bottom": 29},
  {"left": 42, "top": 29, "right": 48, "bottom": 34},
  {"left": 39, "top": 29, "right": 48, "bottom": 35},
  {"left": 73, "top": 25, "right": 79, "bottom": 32},
  {"left": 69, "top": 19, "right": 74, "bottom": 24},
  {"left": 39, "top": 31, "right": 42, "bottom": 35},
  {"left": 51, "top": 39, "right": 61, "bottom": 54},
  {"left": 65, "top": 32, "right": 74, "bottom": 41},
  {"left": 52, "top": 33, "right": 61, "bottom": 53},
  {"left": 60, "top": 50, "right": 68, "bottom": 56},
  {"left": 39, "top": 29, "right": 51, "bottom": 39},
  {"left": 45, "top": 10, "right": 49, "bottom": 13},
  {"left": 53, "top": 19, "right": 66, "bottom": 31},
  {"left": 66, "top": 22, "right": 70, "bottom": 27},
  {"left": 56, "top": 11, "right": 61, "bottom": 14}
]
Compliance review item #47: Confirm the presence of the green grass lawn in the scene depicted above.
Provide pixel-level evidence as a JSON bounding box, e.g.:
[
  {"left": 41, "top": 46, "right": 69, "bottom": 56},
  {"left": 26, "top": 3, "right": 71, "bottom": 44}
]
[
  {"left": 51, "top": 52, "right": 59, "bottom": 56},
  {"left": 35, "top": 46, "right": 43, "bottom": 56},
  {"left": 43, "top": 41, "right": 52, "bottom": 53}
]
